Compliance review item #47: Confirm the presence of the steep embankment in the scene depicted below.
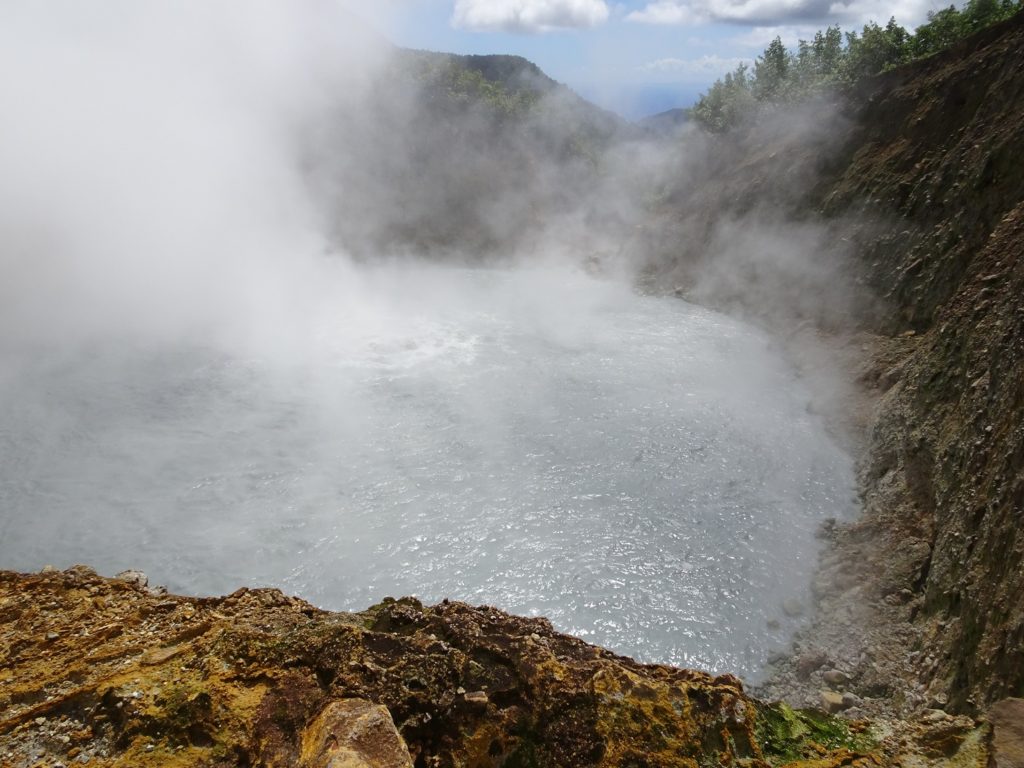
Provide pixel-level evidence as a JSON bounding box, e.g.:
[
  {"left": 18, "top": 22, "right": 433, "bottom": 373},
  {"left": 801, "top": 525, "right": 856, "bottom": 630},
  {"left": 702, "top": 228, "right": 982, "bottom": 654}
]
[
  {"left": 645, "top": 10, "right": 1024, "bottom": 717},
  {"left": 1, "top": 17, "right": 1020, "bottom": 768},
  {"left": 820, "top": 11, "right": 1024, "bottom": 712}
]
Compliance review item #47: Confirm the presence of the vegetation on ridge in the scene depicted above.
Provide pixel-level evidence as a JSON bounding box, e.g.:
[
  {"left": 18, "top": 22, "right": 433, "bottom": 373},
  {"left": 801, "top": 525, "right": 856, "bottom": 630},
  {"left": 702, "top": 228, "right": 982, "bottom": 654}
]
[{"left": 692, "top": 0, "right": 1023, "bottom": 132}]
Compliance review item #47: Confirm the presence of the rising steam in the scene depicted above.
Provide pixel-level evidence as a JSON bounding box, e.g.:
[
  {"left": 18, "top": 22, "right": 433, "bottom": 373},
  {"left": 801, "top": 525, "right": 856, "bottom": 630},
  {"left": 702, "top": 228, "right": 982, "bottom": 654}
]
[{"left": 0, "top": 1, "right": 865, "bottom": 681}]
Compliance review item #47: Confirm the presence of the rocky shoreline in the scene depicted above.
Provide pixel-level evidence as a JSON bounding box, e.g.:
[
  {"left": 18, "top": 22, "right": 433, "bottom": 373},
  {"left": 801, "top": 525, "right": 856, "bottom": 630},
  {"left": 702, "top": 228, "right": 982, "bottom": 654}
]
[
  {"left": 2, "top": 10, "right": 1022, "bottom": 767},
  {"left": 0, "top": 566, "right": 1007, "bottom": 767},
  {"left": 748, "top": 332, "right": 924, "bottom": 718},
  {"left": 640, "top": 8, "right": 1024, "bottom": 736}
]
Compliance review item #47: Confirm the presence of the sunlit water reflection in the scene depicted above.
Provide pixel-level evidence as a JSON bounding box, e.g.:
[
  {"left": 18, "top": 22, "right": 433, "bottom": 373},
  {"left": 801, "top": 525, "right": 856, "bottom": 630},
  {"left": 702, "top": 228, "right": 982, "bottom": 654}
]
[{"left": 0, "top": 265, "right": 855, "bottom": 682}]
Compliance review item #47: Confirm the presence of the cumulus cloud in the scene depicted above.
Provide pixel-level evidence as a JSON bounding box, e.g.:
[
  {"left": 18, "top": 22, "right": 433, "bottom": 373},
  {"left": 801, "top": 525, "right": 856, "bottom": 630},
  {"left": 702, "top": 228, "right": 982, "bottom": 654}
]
[
  {"left": 627, "top": 0, "right": 943, "bottom": 27},
  {"left": 452, "top": 0, "right": 610, "bottom": 32},
  {"left": 731, "top": 24, "right": 822, "bottom": 47},
  {"left": 639, "top": 54, "right": 749, "bottom": 77},
  {"left": 627, "top": 1, "right": 698, "bottom": 23}
]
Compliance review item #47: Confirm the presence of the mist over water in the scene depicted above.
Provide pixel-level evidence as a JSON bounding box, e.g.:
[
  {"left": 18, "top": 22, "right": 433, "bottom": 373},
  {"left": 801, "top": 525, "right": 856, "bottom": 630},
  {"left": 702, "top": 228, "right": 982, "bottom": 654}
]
[
  {"left": 0, "top": 2, "right": 860, "bottom": 683},
  {"left": 0, "top": 264, "right": 853, "bottom": 680}
]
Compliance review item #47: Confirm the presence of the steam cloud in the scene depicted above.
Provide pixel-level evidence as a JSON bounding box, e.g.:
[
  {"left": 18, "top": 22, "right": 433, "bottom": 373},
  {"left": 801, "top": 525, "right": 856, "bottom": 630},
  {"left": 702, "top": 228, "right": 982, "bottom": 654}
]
[
  {"left": 0, "top": 0, "right": 867, "bottom": 677},
  {"left": 452, "top": 0, "right": 611, "bottom": 33},
  {"left": 0, "top": 1, "right": 866, "bottom": 356},
  {"left": 627, "top": 0, "right": 941, "bottom": 26},
  {"left": 0, "top": 0, "right": 387, "bottom": 353}
]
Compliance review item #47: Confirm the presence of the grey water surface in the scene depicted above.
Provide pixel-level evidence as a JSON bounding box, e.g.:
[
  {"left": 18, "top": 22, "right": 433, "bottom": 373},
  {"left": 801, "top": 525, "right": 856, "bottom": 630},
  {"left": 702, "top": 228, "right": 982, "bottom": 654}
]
[{"left": 0, "top": 265, "right": 855, "bottom": 682}]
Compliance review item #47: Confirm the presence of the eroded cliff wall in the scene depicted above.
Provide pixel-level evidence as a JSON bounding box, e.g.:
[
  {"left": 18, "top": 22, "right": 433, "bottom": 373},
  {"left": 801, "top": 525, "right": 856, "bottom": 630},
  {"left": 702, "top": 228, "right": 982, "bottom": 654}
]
[
  {"left": 834, "top": 13, "right": 1024, "bottom": 709},
  {"left": 648, "top": 10, "right": 1024, "bottom": 713}
]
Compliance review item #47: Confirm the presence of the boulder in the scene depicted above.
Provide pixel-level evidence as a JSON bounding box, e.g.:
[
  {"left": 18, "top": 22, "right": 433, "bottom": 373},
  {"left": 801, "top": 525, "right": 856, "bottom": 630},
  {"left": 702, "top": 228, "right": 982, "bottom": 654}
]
[
  {"left": 299, "top": 699, "right": 413, "bottom": 768},
  {"left": 990, "top": 698, "right": 1024, "bottom": 768}
]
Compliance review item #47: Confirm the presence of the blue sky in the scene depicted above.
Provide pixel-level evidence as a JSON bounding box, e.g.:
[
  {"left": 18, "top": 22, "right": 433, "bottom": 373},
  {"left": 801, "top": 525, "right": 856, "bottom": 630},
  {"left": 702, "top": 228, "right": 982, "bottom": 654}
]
[{"left": 354, "top": 0, "right": 948, "bottom": 118}]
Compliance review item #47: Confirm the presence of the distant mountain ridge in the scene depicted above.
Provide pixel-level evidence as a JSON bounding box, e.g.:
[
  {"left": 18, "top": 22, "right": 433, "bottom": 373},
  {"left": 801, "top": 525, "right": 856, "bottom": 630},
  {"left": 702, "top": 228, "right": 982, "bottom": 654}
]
[
  {"left": 320, "top": 49, "right": 642, "bottom": 259},
  {"left": 639, "top": 107, "right": 691, "bottom": 136},
  {"left": 435, "top": 53, "right": 557, "bottom": 92},
  {"left": 396, "top": 49, "right": 632, "bottom": 140}
]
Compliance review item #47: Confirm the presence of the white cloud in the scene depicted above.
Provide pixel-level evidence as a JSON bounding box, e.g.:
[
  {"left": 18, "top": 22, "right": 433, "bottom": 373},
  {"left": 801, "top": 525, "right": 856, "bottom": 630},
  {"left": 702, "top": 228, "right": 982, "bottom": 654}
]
[
  {"left": 628, "top": 0, "right": 832, "bottom": 25},
  {"left": 626, "top": 1, "right": 697, "bottom": 23},
  {"left": 638, "top": 54, "right": 748, "bottom": 78},
  {"left": 731, "top": 24, "right": 821, "bottom": 48},
  {"left": 826, "top": 0, "right": 942, "bottom": 27},
  {"left": 452, "top": 0, "right": 610, "bottom": 32},
  {"left": 626, "top": 0, "right": 944, "bottom": 27}
]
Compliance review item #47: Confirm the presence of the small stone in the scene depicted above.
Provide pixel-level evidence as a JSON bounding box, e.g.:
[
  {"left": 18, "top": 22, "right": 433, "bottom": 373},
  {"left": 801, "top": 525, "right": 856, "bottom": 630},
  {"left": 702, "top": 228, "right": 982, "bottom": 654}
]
[
  {"left": 922, "top": 709, "right": 950, "bottom": 723},
  {"left": 65, "top": 564, "right": 97, "bottom": 579},
  {"left": 841, "top": 692, "right": 863, "bottom": 709},
  {"left": 782, "top": 599, "right": 804, "bottom": 618},
  {"left": 456, "top": 687, "right": 466, "bottom": 695},
  {"left": 989, "top": 698, "right": 1024, "bottom": 768},
  {"left": 115, "top": 570, "right": 148, "bottom": 588},
  {"left": 820, "top": 690, "right": 848, "bottom": 713},
  {"left": 299, "top": 698, "right": 413, "bottom": 768},
  {"left": 41, "top": 564, "right": 57, "bottom": 573},
  {"left": 766, "top": 619, "right": 781, "bottom": 630},
  {"left": 464, "top": 691, "right": 489, "bottom": 707},
  {"left": 46, "top": 631, "right": 60, "bottom": 641},
  {"left": 796, "top": 650, "right": 829, "bottom": 679},
  {"left": 822, "top": 669, "right": 847, "bottom": 686}
]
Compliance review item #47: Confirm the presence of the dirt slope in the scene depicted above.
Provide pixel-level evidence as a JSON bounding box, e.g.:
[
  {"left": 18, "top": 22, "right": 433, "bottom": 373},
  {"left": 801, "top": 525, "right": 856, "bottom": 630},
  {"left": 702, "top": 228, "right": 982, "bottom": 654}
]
[
  {"left": 648, "top": 10, "right": 1024, "bottom": 717},
  {"left": 816, "top": 10, "right": 1024, "bottom": 713}
]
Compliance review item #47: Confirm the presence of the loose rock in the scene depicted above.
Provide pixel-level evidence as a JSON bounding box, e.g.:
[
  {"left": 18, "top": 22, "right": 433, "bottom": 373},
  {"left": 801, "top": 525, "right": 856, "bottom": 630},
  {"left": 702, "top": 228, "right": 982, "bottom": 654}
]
[
  {"left": 299, "top": 699, "right": 413, "bottom": 768},
  {"left": 989, "top": 698, "right": 1024, "bottom": 768},
  {"left": 796, "top": 650, "right": 829, "bottom": 679},
  {"left": 820, "top": 690, "right": 847, "bottom": 713},
  {"left": 822, "top": 669, "right": 847, "bottom": 686},
  {"left": 114, "top": 570, "right": 148, "bottom": 589}
]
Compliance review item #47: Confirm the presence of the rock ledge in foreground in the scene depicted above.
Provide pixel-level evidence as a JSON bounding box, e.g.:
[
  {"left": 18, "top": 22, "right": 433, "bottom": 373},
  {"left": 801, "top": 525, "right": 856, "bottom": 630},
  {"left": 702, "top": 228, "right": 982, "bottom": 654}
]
[{"left": 0, "top": 567, "right": 973, "bottom": 766}]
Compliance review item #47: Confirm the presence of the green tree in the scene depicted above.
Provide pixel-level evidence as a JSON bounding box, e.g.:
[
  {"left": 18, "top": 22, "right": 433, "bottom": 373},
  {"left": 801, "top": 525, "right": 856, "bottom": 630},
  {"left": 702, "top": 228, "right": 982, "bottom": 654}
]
[
  {"left": 840, "top": 18, "right": 910, "bottom": 82},
  {"left": 692, "top": 63, "right": 756, "bottom": 133},
  {"left": 753, "top": 37, "right": 794, "bottom": 102},
  {"left": 795, "top": 26, "right": 844, "bottom": 93},
  {"left": 909, "top": 5, "right": 965, "bottom": 56},
  {"left": 690, "top": 0, "right": 1023, "bottom": 134}
]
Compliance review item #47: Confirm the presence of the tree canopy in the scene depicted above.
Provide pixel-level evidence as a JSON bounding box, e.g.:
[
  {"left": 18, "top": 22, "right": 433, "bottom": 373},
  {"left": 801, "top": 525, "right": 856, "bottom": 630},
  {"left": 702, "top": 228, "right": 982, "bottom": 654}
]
[{"left": 692, "top": 0, "right": 1022, "bottom": 132}]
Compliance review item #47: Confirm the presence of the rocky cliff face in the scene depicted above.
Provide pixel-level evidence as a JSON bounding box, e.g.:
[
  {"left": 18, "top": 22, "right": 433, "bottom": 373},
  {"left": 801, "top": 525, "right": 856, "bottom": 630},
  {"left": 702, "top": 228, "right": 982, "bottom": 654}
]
[
  {"left": 644, "top": 9, "right": 1024, "bottom": 717},
  {"left": 1, "top": 13, "right": 1021, "bottom": 768},
  {"left": 821, "top": 11, "right": 1024, "bottom": 712},
  {"left": 1, "top": 568, "right": 895, "bottom": 768}
]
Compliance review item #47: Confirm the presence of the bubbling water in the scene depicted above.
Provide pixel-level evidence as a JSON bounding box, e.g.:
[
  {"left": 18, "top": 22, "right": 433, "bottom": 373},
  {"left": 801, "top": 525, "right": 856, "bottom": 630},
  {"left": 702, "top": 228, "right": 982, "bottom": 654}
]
[{"left": 0, "top": 264, "right": 854, "bottom": 681}]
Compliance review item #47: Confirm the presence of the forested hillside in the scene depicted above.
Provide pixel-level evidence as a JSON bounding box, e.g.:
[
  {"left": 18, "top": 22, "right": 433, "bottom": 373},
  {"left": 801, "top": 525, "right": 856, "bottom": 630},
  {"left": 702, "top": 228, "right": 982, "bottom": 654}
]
[
  {"left": 316, "top": 50, "right": 634, "bottom": 259},
  {"left": 692, "top": 0, "right": 1022, "bottom": 132},
  {"left": 643, "top": 9, "right": 1024, "bottom": 714}
]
